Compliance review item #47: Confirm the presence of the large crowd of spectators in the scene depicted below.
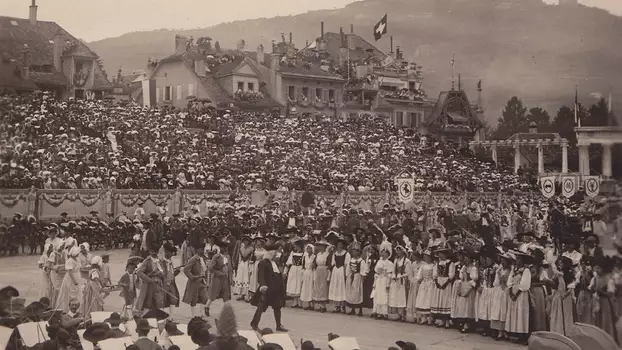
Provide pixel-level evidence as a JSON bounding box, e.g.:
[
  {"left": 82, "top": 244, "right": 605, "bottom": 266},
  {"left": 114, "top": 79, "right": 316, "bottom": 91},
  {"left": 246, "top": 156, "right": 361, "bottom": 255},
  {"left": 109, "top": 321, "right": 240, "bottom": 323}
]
[{"left": 0, "top": 92, "right": 536, "bottom": 192}]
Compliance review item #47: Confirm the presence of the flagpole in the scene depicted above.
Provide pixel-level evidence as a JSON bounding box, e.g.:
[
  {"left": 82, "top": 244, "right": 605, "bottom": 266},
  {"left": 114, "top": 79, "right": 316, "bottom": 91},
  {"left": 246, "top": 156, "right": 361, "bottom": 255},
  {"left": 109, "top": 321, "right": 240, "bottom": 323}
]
[
  {"left": 574, "top": 85, "right": 580, "bottom": 127},
  {"left": 451, "top": 53, "right": 455, "bottom": 91}
]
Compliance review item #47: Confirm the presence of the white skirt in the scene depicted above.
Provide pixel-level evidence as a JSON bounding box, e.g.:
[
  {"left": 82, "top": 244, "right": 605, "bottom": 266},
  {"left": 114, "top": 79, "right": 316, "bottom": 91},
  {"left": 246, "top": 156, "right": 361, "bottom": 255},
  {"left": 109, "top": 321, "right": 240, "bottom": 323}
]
[
  {"left": 234, "top": 260, "right": 251, "bottom": 296},
  {"left": 328, "top": 266, "right": 346, "bottom": 302},
  {"left": 300, "top": 269, "right": 314, "bottom": 302},
  {"left": 286, "top": 265, "right": 304, "bottom": 297}
]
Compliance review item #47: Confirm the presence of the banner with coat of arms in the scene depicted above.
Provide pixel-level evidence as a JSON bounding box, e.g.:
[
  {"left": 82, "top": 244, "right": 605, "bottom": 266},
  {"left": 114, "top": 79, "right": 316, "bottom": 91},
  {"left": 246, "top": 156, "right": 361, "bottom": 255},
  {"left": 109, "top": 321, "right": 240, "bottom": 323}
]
[
  {"left": 540, "top": 176, "right": 556, "bottom": 199},
  {"left": 395, "top": 171, "right": 415, "bottom": 203},
  {"left": 584, "top": 176, "right": 601, "bottom": 197},
  {"left": 561, "top": 175, "right": 578, "bottom": 198}
]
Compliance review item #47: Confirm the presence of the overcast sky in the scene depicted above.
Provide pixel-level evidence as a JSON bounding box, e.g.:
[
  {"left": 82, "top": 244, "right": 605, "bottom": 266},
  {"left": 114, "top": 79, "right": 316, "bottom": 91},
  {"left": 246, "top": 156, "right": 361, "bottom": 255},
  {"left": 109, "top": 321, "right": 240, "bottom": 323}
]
[{"left": 1, "top": 0, "right": 620, "bottom": 42}]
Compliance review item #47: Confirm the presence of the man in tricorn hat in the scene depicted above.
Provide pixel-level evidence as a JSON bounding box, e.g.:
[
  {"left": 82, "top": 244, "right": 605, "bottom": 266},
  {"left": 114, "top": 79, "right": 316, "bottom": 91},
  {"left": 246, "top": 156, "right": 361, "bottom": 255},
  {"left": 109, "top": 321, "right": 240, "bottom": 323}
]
[{"left": 250, "top": 243, "right": 287, "bottom": 332}]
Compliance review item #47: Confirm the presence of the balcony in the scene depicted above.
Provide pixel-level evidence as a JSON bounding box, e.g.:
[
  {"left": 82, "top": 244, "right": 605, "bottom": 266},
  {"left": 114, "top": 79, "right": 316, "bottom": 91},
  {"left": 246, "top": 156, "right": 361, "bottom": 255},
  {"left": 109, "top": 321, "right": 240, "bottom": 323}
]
[{"left": 345, "top": 80, "right": 379, "bottom": 92}]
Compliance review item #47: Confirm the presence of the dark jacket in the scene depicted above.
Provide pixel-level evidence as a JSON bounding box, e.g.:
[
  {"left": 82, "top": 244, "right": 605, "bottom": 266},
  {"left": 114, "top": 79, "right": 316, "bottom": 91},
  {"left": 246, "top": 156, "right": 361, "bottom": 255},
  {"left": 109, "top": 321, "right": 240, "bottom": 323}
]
[{"left": 250, "top": 258, "right": 284, "bottom": 308}]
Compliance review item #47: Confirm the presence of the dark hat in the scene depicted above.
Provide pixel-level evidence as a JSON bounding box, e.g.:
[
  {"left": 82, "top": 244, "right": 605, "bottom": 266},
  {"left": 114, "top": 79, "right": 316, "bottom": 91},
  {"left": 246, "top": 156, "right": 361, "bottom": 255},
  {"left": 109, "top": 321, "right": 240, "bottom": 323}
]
[
  {"left": 187, "top": 316, "right": 209, "bottom": 337},
  {"left": 134, "top": 318, "right": 155, "bottom": 332},
  {"left": 150, "top": 213, "right": 159, "bottom": 219},
  {"left": 60, "top": 212, "right": 68, "bottom": 216},
  {"left": 163, "top": 242, "right": 177, "bottom": 253},
  {"left": 396, "top": 341, "right": 417, "bottom": 350},
  {"left": 104, "top": 312, "right": 124, "bottom": 326},
  {"left": 0, "top": 317, "right": 20, "bottom": 328},
  {"left": 0, "top": 286, "right": 19, "bottom": 298},
  {"left": 127, "top": 256, "right": 144, "bottom": 266},
  {"left": 586, "top": 233, "right": 600, "bottom": 244},
  {"left": 260, "top": 344, "right": 284, "bottom": 350},
  {"left": 264, "top": 243, "right": 279, "bottom": 252},
  {"left": 83, "top": 322, "right": 111, "bottom": 343},
  {"left": 142, "top": 308, "right": 169, "bottom": 321},
  {"left": 89, "top": 211, "right": 99, "bottom": 215}
]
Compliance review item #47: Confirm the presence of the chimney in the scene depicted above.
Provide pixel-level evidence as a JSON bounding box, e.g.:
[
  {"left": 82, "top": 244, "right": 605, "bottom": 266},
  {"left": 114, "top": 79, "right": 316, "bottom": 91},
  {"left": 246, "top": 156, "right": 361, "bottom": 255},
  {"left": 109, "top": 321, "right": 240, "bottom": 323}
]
[
  {"left": 52, "top": 38, "right": 62, "bottom": 72},
  {"left": 390, "top": 36, "right": 394, "bottom": 54},
  {"left": 396, "top": 46, "right": 401, "bottom": 60},
  {"left": 289, "top": 32, "right": 292, "bottom": 44},
  {"left": 270, "top": 53, "right": 280, "bottom": 72},
  {"left": 350, "top": 24, "right": 354, "bottom": 34},
  {"left": 256, "top": 44, "right": 265, "bottom": 65},
  {"left": 194, "top": 59, "right": 206, "bottom": 76},
  {"left": 29, "top": 0, "right": 38, "bottom": 25},
  {"left": 321, "top": 21, "right": 324, "bottom": 39}
]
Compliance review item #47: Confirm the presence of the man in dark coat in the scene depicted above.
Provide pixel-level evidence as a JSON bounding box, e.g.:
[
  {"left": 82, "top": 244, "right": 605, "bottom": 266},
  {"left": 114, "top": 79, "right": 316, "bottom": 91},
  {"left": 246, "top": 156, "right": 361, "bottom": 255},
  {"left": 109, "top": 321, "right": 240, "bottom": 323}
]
[{"left": 250, "top": 244, "right": 287, "bottom": 332}]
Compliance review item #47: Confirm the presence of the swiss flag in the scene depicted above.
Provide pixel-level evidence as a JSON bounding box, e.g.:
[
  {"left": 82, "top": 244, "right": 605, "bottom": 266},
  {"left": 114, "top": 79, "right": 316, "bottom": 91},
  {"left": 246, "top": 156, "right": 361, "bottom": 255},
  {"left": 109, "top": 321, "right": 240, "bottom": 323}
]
[{"left": 373, "top": 14, "right": 388, "bottom": 41}]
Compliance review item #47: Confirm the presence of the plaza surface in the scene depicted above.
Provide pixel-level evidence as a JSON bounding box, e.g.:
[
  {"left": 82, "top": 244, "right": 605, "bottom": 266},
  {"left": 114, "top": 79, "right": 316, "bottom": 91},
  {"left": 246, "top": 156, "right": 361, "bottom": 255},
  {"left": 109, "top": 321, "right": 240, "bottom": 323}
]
[{"left": 0, "top": 250, "right": 523, "bottom": 350}]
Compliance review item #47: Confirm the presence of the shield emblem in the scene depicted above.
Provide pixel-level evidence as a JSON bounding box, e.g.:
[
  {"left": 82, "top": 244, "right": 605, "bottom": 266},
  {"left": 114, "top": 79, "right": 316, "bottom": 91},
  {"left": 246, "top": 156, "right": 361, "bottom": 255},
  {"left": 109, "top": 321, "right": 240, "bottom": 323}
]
[
  {"left": 540, "top": 176, "right": 555, "bottom": 198},
  {"left": 561, "top": 176, "right": 577, "bottom": 198},
  {"left": 395, "top": 172, "right": 415, "bottom": 203},
  {"left": 584, "top": 176, "right": 600, "bottom": 197}
]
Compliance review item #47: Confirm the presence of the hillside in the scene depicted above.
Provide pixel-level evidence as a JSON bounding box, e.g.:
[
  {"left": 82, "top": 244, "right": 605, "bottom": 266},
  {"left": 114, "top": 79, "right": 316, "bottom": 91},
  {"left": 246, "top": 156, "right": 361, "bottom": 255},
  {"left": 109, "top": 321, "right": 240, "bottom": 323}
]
[{"left": 89, "top": 0, "right": 622, "bottom": 122}]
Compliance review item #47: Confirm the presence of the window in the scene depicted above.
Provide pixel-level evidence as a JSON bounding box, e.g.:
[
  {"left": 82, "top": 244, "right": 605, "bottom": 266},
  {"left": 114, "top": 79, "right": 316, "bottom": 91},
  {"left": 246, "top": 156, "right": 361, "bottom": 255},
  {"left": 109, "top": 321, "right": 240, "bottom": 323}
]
[
  {"left": 302, "top": 87, "right": 309, "bottom": 99},
  {"left": 156, "top": 87, "right": 160, "bottom": 102},
  {"left": 248, "top": 82, "right": 254, "bottom": 91},
  {"left": 315, "top": 88, "right": 322, "bottom": 100},
  {"left": 164, "top": 86, "right": 172, "bottom": 101},
  {"left": 237, "top": 81, "right": 244, "bottom": 91},
  {"left": 188, "top": 83, "right": 194, "bottom": 96},
  {"left": 396, "top": 111, "right": 404, "bottom": 126},
  {"left": 288, "top": 86, "right": 296, "bottom": 100},
  {"left": 328, "top": 89, "right": 335, "bottom": 101},
  {"left": 409, "top": 81, "right": 416, "bottom": 90},
  {"left": 176, "top": 85, "right": 182, "bottom": 100}
]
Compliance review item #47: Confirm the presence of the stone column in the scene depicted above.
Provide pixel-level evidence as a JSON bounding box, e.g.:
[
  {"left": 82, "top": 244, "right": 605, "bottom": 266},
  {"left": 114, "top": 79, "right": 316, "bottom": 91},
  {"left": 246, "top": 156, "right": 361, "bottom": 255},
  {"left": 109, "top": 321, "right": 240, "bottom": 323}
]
[
  {"left": 561, "top": 143, "right": 568, "bottom": 173},
  {"left": 602, "top": 143, "right": 613, "bottom": 178},
  {"left": 514, "top": 145, "right": 521, "bottom": 174},
  {"left": 578, "top": 144, "right": 590, "bottom": 176},
  {"left": 537, "top": 144, "right": 544, "bottom": 174},
  {"left": 491, "top": 146, "right": 498, "bottom": 167}
]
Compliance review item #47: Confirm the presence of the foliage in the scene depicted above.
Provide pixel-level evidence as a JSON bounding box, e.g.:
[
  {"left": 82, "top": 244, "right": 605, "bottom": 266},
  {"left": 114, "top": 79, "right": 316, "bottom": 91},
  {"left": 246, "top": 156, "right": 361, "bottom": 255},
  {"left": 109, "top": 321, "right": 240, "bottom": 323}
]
[
  {"left": 493, "top": 96, "right": 528, "bottom": 139},
  {"left": 527, "top": 107, "right": 550, "bottom": 131}
]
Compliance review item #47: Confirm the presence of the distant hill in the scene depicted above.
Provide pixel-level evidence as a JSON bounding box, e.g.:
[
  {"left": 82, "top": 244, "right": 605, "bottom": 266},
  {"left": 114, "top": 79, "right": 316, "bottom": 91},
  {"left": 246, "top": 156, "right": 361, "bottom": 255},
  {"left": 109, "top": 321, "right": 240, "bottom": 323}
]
[{"left": 89, "top": 0, "right": 622, "bottom": 123}]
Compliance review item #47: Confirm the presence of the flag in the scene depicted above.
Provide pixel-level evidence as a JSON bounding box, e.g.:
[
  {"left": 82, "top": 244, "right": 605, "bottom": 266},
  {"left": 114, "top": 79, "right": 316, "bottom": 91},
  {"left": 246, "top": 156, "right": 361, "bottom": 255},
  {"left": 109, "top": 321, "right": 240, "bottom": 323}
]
[
  {"left": 373, "top": 14, "right": 388, "bottom": 41},
  {"left": 451, "top": 54, "right": 455, "bottom": 68},
  {"left": 574, "top": 86, "right": 580, "bottom": 127}
]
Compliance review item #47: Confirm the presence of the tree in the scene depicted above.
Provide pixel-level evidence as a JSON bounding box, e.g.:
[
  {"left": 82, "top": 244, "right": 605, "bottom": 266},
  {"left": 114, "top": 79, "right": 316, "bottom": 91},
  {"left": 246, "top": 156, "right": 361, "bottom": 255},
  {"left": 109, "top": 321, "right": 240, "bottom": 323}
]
[
  {"left": 494, "top": 96, "right": 528, "bottom": 139},
  {"left": 552, "top": 105, "right": 577, "bottom": 145},
  {"left": 586, "top": 98, "right": 610, "bottom": 126},
  {"left": 527, "top": 107, "right": 550, "bottom": 131}
]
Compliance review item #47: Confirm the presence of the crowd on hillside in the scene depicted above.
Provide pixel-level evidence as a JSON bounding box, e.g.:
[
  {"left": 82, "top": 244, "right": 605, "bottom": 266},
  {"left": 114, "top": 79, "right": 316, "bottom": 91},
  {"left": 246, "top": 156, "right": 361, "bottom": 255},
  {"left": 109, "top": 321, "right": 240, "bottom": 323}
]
[{"left": 0, "top": 92, "right": 536, "bottom": 192}]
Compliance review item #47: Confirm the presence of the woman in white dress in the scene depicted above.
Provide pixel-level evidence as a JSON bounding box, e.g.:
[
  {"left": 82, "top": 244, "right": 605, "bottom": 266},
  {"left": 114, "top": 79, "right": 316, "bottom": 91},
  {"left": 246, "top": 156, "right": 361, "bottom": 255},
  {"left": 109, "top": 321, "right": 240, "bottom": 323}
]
[
  {"left": 490, "top": 252, "right": 512, "bottom": 340},
  {"left": 415, "top": 250, "right": 435, "bottom": 325},
  {"left": 285, "top": 239, "right": 305, "bottom": 307},
  {"left": 248, "top": 236, "right": 266, "bottom": 300},
  {"left": 372, "top": 244, "right": 393, "bottom": 320},
  {"left": 329, "top": 239, "right": 350, "bottom": 313},
  {"left": 313, "top": 240, "right": 331, "bottom": 312},
  {"left": 406, "top": 251, "right": 422, "bottom": 322},
  {"left": 234, "top": 235, "right": 253, "bottom": 301},
  {"left": 300, "top": 244, "right": 315, "bottom": 309},
  {"left": 48, "top": 245, "right": 66, "bottom": 306},
  {"left": 38, "top": 243, "right": 54, "bottom": 301},
  {"left": 55, "top": 246, "right": 82, "bottom": 313},
  {"left": 388, "top": 246, "right": 410, "bottom": 321}
]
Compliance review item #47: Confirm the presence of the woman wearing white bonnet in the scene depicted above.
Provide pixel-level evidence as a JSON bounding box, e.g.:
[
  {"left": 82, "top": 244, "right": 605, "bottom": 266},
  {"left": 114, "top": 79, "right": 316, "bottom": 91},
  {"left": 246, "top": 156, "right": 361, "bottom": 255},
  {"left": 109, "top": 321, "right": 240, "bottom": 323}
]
[
  {"left": 82, "top": 256, "right": 105, "bottom": 315},
  {"left": 300, "top": 243, "right": 315, "bottom": 310},
  {"left": 55, "top": 245, "right": 83, "bottom": 312}
]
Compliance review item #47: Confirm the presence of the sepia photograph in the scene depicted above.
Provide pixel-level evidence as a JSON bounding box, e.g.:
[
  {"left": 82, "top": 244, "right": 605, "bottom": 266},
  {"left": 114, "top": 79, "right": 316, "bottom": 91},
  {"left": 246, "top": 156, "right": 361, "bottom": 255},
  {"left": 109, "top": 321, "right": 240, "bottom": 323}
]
[{"left": 0, "top": 0, "right": 621, "bottom": 349}]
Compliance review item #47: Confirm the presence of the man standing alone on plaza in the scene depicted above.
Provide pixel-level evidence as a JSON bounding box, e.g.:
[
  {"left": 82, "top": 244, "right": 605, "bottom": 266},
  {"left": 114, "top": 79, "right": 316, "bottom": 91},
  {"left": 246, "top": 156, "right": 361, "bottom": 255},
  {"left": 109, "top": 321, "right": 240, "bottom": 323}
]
[{"left": 250, "top": 244, "right": 287, "bottom": 332}]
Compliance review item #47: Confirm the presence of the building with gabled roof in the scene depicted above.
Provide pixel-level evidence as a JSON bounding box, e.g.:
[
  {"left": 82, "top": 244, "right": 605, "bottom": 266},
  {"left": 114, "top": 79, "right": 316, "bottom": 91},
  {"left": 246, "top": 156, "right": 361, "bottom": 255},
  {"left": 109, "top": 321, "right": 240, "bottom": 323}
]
[{"left": 0, "top": 1, "right": 111, "bottom": 98}]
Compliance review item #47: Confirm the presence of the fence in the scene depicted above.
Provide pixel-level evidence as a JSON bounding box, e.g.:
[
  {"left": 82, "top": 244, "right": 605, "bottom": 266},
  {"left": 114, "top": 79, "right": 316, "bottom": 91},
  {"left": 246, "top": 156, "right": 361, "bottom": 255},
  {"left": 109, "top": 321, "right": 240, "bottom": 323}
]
[{"left": 0, "top": 188, "right": 544, "bottom": 220}]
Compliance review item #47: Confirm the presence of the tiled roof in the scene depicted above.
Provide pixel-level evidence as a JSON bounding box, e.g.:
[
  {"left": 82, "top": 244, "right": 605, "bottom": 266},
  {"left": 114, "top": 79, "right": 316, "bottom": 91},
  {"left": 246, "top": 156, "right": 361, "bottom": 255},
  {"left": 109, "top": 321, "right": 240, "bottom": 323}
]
[
  {"left": 0, "top": 62, "right": 38, "bottom": 90},
  {"left": 29, "top": 71, "right": 69, "bottom": 86},
  {"left": 0, "top": 16, "right": 110, "bottom": 89},
  {"left": 277, "top": 61, "right": 344, "bottom": 81},
  {"left": 424, "top": 90, "right": 484, "bottom": 129},
  {"left": 198, "top": 76, "right": 233, "bottom": 103},
  {"left": 304, "top": 32, "right": 387, "bottom": 63}
]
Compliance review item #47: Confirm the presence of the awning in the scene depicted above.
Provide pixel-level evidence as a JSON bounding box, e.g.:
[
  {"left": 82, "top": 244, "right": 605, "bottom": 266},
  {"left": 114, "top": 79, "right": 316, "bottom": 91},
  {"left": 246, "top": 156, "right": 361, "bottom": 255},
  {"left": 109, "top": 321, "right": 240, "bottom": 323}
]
[{"left": 447, "top": 112, "right": 468, "bottom": 123}]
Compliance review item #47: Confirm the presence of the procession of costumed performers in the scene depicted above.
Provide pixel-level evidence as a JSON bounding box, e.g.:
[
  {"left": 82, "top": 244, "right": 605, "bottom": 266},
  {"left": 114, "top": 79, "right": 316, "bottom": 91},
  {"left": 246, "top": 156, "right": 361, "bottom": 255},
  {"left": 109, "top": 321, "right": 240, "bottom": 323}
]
[{"left": 1, "top": 197, "right": 622, "bottom": 349}]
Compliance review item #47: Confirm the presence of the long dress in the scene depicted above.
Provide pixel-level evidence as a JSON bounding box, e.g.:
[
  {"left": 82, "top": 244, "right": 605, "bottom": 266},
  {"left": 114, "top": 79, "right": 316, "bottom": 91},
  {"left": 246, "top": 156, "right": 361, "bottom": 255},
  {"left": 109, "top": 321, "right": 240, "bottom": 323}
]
[
  {"left": 372, "top": 258, "right": 393, "bottom": 316},
  {"left": 313, "top": 251, "right": 330, "bottom": 302},
  {"left": 38, "top": 252, "right": 53, "bottom": 300},
  {"left": 248, "top": 248, "right": 264, "bottom": 298},
  {"left": 549, "top": 273, "right": 574, "bottom": 336},
  {"left": 82, "top": 268, "right": 104, "bottom": 315},
  {"left": 345, "top": 257, "right": 365, "bottom": 307},
  {"left": 329, "top": 251, "right": 349, "bottom": 302},
  {"left": 476, "top": 264, "right": 497, "bottom": 322},
  {"left": 505, "top": 266, "right": 531, "bottom": 334},
  {"left": 453, "top": 264, "right": 478, "bottom": 319},
  {"left": 590, "top": 274, "right": 617, "bottom": 340},
  {"left": 286, "top": 252, "right": 304, "bottom": 297},
  {"left": 363, "top": 256, "right": 378, "bottom": 309},
  {"left": 234, "top": 244, "right": 253, "bottom": 297},
  {"left": 55, "top": 257, "right": 82, "bottom": 313},
  {"left": 450, "top": 261, "right": 463, "bottom": 319},
  {"left": 300, "top": 253, "right": 315, "bottom": 303},
  {"left": 415, "top": 262, "right": 434, "bottom": 316},
  {"left": 490, "top": 266, "right": 511, "bottom": 331},
  {"left": 406, "top": 261, "right": 422, "bottom": 319},
  {"left": 431, "top": 259, "right": 453, "bottom": 320},
  {"left": 530, "top": 267, "right": 548, "bottom": 332},
  {"left": 48, "top": 250, "right": 66, "bottom": 306},
  {"left": 576, "top": 273, "right": 593, "bottom": 324},
  {"left": 388, "top": 257, "right": 410, "bottom": 312}
]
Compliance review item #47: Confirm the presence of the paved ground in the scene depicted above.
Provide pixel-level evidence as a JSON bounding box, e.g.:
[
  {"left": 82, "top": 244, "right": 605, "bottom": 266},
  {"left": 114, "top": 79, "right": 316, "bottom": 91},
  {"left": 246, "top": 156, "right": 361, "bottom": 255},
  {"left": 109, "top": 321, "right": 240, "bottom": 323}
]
[{"left": 0, "top": 250, "right": 524, "bottom": 350}]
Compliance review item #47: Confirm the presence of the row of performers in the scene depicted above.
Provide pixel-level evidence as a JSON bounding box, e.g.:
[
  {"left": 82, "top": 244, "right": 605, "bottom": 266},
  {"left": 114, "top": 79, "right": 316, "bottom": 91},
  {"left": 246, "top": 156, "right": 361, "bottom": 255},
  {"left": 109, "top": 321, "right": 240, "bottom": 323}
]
[{"left": 167, "top": 233, "right": 613, "bottom": 345}]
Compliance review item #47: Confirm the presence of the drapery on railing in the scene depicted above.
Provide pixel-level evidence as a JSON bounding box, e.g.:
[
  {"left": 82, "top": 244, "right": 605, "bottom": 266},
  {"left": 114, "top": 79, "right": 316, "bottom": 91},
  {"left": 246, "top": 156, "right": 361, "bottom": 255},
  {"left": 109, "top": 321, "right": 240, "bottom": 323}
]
[{"left": 0, "top": 188, "right": 540, "bottom": 220}]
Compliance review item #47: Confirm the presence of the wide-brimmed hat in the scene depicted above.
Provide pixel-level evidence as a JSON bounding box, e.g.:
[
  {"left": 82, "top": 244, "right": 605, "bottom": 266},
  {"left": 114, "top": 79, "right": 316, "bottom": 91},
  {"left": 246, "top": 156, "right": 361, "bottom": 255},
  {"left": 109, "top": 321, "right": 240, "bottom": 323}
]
[
  {"left": 104, "top": 312, "right": 124, "bottom": 326},
  {"left": 164, "top": 320, "right": 184, "bottom": 336},
  {"left": 163, "top": 242, "right": 177, "bottom": 253},
  {"left": 396, "top": 340, "right": 417, "bottom": 350},
  {"left": 142, "top": 308, "right": 169, "bottom": 321},
  {"left": 134, "top": 318, "right": 155, "bottom": 332},
  {"left": 0, "top": 286, "right": 19, "bottom": 298},
  {"left": 83, "top": 322, "right": 111, "bottom": 343}
]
